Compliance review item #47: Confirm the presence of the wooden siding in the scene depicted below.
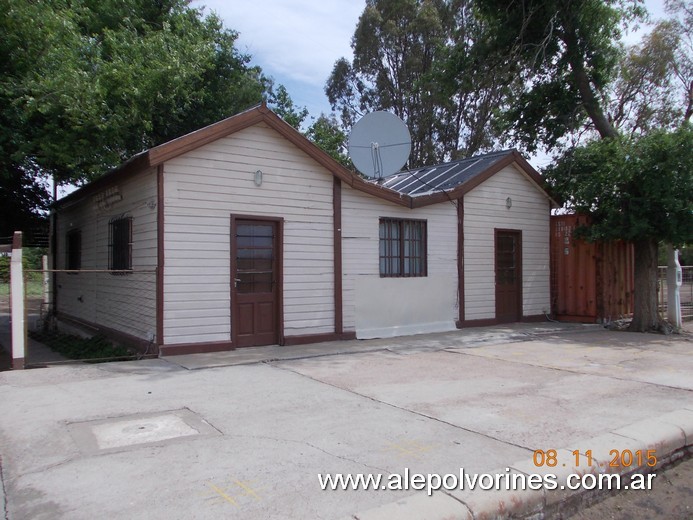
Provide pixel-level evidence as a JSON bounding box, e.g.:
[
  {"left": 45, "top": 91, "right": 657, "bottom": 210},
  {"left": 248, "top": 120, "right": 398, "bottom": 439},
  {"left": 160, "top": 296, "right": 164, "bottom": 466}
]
[
  {"left": 341, "top": 185, "right": 458, "bottom": 338},
  {"left": 463, "top": 165, "right": 550, "bottom": 320},
  {"left": 55, "top": 169, "right": 158, "bottom": 341},
  {"left": 162, "top": 122, "right": 334, "bottom": 345}
]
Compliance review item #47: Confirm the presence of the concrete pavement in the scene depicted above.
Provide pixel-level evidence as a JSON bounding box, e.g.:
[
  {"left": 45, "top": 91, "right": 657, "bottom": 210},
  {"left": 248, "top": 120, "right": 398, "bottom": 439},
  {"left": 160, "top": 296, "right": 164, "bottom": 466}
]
[{"left": 0, "top": 323, "right": 691, "bottom": 519}]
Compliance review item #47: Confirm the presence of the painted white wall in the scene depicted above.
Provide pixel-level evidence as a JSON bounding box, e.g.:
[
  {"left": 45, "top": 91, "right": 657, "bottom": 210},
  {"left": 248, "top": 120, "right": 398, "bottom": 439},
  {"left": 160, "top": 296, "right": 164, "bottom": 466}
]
[
  {"left": 54, "top": 146, "right": 550, "bottom": 347},
  {"left": 354, "top": 276, "right": 458, "bottom": 337},
  {"left": 341, "top": 185, "right": 458, "bottom": 339},
  {"left": 463, "top": 164, "right": 551, "bottom": 321},
  {"left": 163, "top": 122, "right": 335, "bottom": 345},
  {"left": 55, "top": 168, "right": 158, "bottom": 341}
]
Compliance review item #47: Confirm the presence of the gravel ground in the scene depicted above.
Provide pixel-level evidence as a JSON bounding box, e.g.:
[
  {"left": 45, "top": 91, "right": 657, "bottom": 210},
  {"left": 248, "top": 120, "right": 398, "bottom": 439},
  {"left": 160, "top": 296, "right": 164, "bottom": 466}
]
[{"left": 572, "top": 455, "right": 693, "bottom": 519}]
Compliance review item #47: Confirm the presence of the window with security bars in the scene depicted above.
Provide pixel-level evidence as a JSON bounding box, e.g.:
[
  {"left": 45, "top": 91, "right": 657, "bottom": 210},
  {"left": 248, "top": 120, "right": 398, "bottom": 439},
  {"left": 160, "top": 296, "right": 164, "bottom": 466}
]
[
  {"left": 66, "top": 229, "right": 81, "bottom": 271},
  {"left": 379, "top": 218, "right": 427, "bottom": 277},
  {"left": 109, "top": 216, "right": 132, "bottom": 271}
]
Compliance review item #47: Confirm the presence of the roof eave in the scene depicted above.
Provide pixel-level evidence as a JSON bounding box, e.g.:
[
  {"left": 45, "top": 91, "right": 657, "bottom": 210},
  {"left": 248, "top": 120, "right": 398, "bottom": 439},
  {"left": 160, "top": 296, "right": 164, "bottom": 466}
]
[
  {"left": 52, "top": 152, "right": 153, "bottom": 210},
  {"left": 402, "top": 150, "right": 557, "bottom": 208},
  {"left": 257, "top": 108, "right": 413, "bottom": 208},
  {"left": 54, "top": 103, "right": 415, "bottom": 211},
  {"left": 442, "top": 151, "right": 556, "bottom": 205},
  {"left": 509, "top": 150, "right": 559, "bottom": 207}
]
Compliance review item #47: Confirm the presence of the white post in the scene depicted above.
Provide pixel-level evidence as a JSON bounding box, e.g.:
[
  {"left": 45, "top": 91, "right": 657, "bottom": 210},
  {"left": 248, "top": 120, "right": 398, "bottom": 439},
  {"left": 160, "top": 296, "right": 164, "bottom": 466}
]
[
  {"left": 10, "top": 231, "right": 25, "bottom": 369},
  {"left": 42, "top": 254, "right": 50, "bottom": 305},
  {"left": 666, "top": 244, "right": 682, "bottom": 329}
]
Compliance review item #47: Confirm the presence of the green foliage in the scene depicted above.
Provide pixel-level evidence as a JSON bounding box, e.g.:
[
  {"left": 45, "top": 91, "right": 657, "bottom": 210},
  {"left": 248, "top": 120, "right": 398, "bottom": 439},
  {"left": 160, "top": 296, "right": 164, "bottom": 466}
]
[
  {"left": 1, "top": 0, "right": 321, "bottom": 238},
  {"left": 22, "top": 247, "right": 48, "bottom": 270},
  {"left": 545, "top": 126, "right": 693, "bottom": 246},
  {"left": 608, "top": 0, "right": 693, "bottom": 135},
  {"left": 268, "top": 85, "right": 309, "bottom": 130},
  {"left": 0, "top": 0, "right": 275, "bottom": 234},
  {"left": 305, "top": 115, "right": 350, "bottom": 167},
  {"left": 474, "top": 0, "right": 645, "bottom": 150},
  {"left": 0, "top": 256, "right": 7, "bottom": 284},
  {"left": 0, "top": 248, "right": 46, "bottom": 283},
  {"left": 30, "top": 331, "right": 134, "bottom": 361},
  {"left": 326, "top": 0, "right": 510, "bottom": 167},
  {"left": 664, "top": 0, "right": 693, "bottom": 123},
  {"left": 609, "top": 21, "right": 682, "bottom": 134},
  {"left": 679, "top": 245, "right": 693, "bottom": 266},
  {"left": 0, "top": 164, "right": 50, "bottom": 243},
  {"left": 658, "top": 243, "right": 693, "bottom": 266}
]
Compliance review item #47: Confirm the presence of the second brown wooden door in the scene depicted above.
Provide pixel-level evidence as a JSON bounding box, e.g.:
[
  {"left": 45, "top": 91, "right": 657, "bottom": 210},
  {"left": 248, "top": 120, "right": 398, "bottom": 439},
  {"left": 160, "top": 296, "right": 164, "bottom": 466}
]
[{"left": 495, "top": 230, "right": 522, "bottom": 323}]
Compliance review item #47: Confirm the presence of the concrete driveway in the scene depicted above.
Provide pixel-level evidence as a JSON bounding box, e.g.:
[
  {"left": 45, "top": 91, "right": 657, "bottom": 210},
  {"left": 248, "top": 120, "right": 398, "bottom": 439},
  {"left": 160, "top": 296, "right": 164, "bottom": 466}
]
[{"left": 0, "top": 324, "right": 691, "bottom": 519}]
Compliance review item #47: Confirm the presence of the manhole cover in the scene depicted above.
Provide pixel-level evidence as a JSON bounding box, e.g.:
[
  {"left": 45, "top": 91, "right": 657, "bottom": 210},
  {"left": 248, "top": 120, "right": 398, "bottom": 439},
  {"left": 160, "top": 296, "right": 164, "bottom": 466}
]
[{"left": 68, "top": 408, "right": 221, "bottom": 454}]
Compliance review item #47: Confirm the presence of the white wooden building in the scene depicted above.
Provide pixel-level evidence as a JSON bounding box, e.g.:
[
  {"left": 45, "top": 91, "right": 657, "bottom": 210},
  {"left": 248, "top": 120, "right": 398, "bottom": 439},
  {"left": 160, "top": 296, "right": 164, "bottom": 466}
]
[{"left": 52, "top": 104, "right": 554, "bottom": 355}]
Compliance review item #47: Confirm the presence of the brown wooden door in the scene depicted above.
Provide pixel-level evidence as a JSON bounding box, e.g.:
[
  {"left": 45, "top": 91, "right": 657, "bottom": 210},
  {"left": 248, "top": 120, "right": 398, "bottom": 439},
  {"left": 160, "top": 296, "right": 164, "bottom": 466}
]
[
  {"left": 232, "top": 219, "right": 280, "bottom": 347},
  {"left": 495, "top": 230, "right": 522, "bottom": 323}
]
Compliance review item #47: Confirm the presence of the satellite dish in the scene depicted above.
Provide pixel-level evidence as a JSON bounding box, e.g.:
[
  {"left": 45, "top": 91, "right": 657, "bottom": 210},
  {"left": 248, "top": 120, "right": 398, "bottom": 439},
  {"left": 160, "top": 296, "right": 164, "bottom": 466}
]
[{"left": 348, "top": 111, "right": 411, "bottom": 178}]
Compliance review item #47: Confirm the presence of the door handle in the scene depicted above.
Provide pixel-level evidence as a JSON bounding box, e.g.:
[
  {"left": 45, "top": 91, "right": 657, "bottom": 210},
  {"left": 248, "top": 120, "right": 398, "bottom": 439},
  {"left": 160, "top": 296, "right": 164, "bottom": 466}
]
[{"left": 234, "top": 278, "right": 242, "bottom": 288}]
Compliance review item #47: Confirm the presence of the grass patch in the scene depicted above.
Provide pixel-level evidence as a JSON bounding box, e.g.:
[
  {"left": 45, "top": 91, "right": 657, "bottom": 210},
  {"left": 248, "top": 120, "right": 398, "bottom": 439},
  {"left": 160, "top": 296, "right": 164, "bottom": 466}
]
[
  {"left": 0, "top": 276, "right": 44, "bottom": 297},
  {"left": 25, "top": 274, "right": 45, "bottom": 297},
  {"left": 30, "top": 331, "right": 135, "bottom": 362}
]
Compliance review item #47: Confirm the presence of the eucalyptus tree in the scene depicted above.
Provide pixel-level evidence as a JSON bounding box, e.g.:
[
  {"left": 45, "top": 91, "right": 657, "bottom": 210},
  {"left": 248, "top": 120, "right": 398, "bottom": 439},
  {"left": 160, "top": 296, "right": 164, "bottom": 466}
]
[
  {"left": 326, "top": 0, "right": 512, "bottom": 167},
  {"left": 608, "top": 1, "right": 692, "bottom": 135}
]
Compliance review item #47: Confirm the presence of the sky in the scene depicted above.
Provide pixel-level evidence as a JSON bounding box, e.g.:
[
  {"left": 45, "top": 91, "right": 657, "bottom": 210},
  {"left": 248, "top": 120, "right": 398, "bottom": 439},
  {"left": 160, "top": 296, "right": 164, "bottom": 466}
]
[
  {"left": 191, "top": 0, "right": 366, "bottom": 121},
  {"left": 55, "top": 0, "right": 670, "bottom": 199},
  {"left": 192, "top": 0, "right": 669, "bottom": 132}
]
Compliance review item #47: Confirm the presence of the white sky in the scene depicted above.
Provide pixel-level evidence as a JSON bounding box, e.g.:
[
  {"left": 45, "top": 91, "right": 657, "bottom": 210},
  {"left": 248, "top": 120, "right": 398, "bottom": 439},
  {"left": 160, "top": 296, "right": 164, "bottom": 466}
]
[{"left": 192, "top": 0, "right": 669, "bottom": 131}]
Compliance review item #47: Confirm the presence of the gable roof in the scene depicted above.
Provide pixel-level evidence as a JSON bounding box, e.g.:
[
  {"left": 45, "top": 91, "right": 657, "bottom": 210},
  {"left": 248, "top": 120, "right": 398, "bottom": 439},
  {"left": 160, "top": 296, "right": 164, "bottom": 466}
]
[
  {"left": 54, "top": 104, "right": 552, "bottom": 210},
  {"left": 379, "top": 149, "right": 553, "bottom": 207}
]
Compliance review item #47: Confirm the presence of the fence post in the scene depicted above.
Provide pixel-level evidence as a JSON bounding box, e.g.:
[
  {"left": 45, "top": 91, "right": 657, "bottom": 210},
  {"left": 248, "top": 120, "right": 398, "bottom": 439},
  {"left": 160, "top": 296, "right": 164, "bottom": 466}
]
[
  {"left": 666, "top": 245, "right": 682, "bottom": 329},
  {"left": 10, "top": 231, "right": 25, "bottom": 369},
  {"left": 42, "top": 254, "right": 50, "bottom": 306}
]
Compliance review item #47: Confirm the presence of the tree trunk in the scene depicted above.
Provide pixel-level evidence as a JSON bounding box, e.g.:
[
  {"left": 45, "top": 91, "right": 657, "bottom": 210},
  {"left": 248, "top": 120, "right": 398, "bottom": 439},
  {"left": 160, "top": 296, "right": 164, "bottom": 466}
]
[
  {"left": 559, "top": 12, "right": 619, "bottom": 140},
  {"left": 572, "top": 63, "right": 620, "bottom": 140},
  {"left": 628, "top": 238, "right": 660, "bottom": 332},
  {"left": 683, "top": 81, "right": 692, "bottom": 124}
]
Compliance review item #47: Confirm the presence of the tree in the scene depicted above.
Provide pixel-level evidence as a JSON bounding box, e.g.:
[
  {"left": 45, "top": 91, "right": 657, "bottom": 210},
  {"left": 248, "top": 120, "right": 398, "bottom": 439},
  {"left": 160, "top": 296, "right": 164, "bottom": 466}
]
[
  {"left": 8, "top": 0, "right": 270, "bottom": 183},
  {"left": 608, "top": 2, "right": 693, "bottom": 134},
  {"left": 608, "top": 23, "right": 681, "bottom": 135},
  {"left": 545, "top": 127, "right": 693, "bottom": 331},
  {"left": 665, "top": 0, "right": 693, "bottom": 123},
  {"left": 0, "top": 164, "right": 51, "bottom": 246},
  {"left": 2, "top": 0, "right": 328, "bottom": 243},
  {"left": 473, "top": 0, "right": 646, "bottom": 151},
  {"left": 264, "top": 86, "right": 350, "bottom": 165},
  {"left": 473, "top": 0, "right": 693, "bottom": 331},
  {"left": 268, "top": 84, "right": 309, "bottom": 130},
  {"left": 1, "top": 0, "right": 282, "bottom": 238},
  {"left": 305, "top": 115, "right": 350, "bottom": 167},
  {"left": 326, "top": 0, "right": 511, "bottom": 167}
]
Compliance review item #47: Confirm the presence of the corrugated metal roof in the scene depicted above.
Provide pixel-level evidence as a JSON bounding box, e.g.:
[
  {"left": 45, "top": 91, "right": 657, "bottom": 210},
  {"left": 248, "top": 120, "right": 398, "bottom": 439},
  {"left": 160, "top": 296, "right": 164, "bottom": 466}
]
[{"left": 375, "top": 149, "right": 515, "bottom": 197}]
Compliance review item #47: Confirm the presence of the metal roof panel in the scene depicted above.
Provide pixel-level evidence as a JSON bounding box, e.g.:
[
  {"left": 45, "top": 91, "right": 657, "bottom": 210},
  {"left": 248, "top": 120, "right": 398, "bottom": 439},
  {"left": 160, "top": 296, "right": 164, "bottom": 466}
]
[{"left": 375, "top": 149, "right": 515, "bottom": 196}]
